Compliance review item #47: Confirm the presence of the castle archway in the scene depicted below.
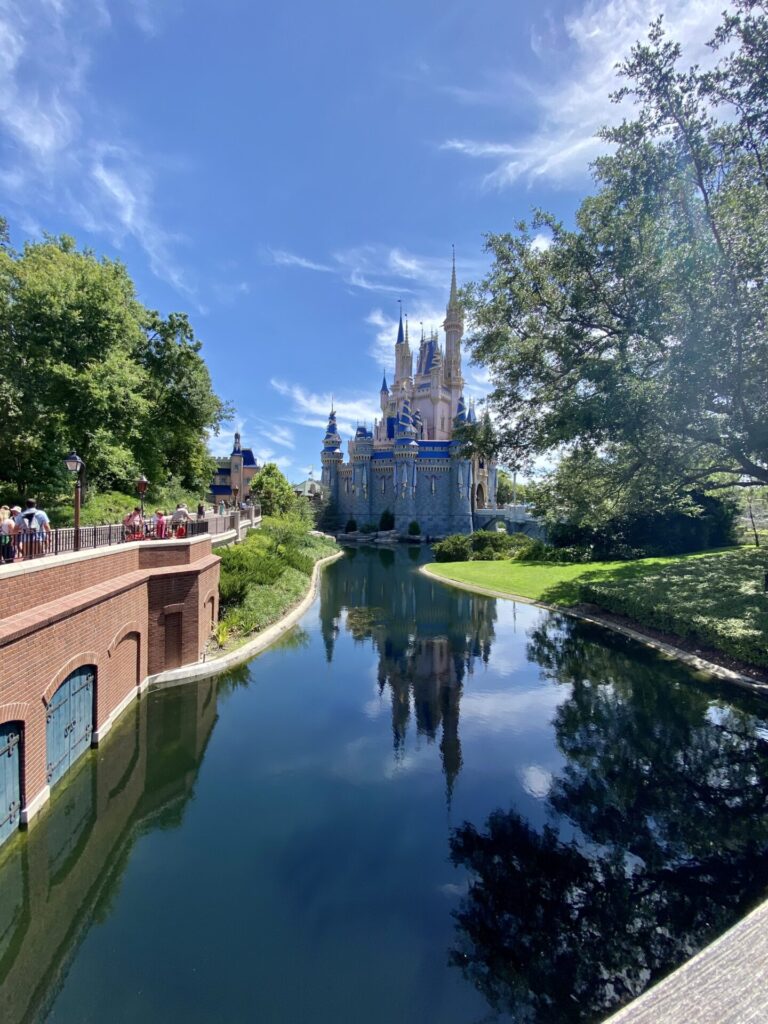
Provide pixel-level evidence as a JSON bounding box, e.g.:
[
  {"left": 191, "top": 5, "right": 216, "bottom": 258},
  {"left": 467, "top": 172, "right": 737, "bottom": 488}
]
[{"left": 476, "top": 484, "right": 486, "bottom": 509}]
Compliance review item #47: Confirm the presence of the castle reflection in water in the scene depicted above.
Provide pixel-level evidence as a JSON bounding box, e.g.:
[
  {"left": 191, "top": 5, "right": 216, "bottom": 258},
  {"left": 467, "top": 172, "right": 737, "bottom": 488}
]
[{"left": 319, "top": 546, "right": 497, "bottom": 800}]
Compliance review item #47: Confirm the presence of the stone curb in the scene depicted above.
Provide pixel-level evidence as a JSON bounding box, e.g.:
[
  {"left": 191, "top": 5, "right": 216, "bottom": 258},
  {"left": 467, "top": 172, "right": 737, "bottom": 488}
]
[
  {"left": 146, "top": 549, "right": 344, "bottom": 689},
  {"left": 419, "top": 565, "right": 768, "bottom": 696}
]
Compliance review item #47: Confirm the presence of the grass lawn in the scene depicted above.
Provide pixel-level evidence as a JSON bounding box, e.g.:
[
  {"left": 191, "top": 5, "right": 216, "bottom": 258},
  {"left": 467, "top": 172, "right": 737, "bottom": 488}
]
[
  {"left": 427, "top": 546, "right": 768, "bottom": 668},
  {"left": 426, "top": 549, "right": 739, "bottom": 605}
]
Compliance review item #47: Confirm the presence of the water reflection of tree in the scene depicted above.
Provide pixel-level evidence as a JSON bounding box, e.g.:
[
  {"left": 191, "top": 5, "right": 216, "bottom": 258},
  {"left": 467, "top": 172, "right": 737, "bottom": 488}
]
[
  {"left": 320, "top": 548, "right": 497, "bottom": 801},
  {"left": 450, "top": 614, "right": 768, "bottom": 1024}
]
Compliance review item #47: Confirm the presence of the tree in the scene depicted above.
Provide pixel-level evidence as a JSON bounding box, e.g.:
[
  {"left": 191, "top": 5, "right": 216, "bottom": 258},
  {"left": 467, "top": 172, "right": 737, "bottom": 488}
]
[
  {"left": 251, "top": 463, "right": 296, "bottom": 517},
  {"left": 0, "top": 226, "right": 229, "bottom": 504},
  {"left": 465, "top": 2, "right": 768, "bottom": 520},
  {"left": 495, "top": 469, "right": 529, "bottom": 506}
]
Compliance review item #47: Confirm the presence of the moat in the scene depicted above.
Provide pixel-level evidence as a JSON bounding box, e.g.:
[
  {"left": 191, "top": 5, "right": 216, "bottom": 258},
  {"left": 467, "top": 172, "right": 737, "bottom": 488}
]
[{"left": 2, "top": 547, "right": 768, "bottom": 1024}]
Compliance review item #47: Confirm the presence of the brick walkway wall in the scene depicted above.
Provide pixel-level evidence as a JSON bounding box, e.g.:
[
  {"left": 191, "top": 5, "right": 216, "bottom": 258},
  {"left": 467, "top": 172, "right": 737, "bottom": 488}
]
[{"left": 0, "top": 536, "right": 220, "bottom": 826}]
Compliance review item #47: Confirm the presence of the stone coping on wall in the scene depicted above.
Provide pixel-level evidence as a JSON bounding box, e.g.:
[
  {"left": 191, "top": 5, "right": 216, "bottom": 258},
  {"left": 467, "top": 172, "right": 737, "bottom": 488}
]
[
  {"left": 146, "top": 549, "right": 344, "bottom": 688},
  {"left": 419, "top": 564, "right": 767, "bottom": 695},
  {"left": 0, "top": 532, "right": 212, "bottom": 579}
]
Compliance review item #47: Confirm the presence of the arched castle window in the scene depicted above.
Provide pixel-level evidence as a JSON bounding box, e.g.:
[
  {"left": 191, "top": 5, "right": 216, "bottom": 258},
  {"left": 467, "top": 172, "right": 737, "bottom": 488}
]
[
  {"left": 430, "top": 475, "right": 436, "bottom": 495},
  {"left": 381, "top": 478, "right": 385, "bottom": 496}
]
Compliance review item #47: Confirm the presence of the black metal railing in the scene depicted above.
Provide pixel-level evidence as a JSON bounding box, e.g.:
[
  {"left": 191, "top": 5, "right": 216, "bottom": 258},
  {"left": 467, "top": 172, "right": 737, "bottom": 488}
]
[{"left": 3, "top": 518, "right": 210, "bottom": 564}]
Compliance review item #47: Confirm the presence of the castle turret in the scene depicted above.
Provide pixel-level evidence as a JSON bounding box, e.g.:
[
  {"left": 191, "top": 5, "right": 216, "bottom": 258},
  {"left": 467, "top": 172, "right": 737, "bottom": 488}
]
[
  {"left": 394, "top": 309, "right": 412, "bottom": 384},
  {"left": 320, "top": 408, "right": 343, "bottom": 495},
  {"left": 393, "top": 397, "right": 419, "bottom": 534},
  {"left": 443, "top": 249, "right": 463, "bottom": 385},
  {"left": 380, "top": 372, "right": 389, "bottom": 414}
]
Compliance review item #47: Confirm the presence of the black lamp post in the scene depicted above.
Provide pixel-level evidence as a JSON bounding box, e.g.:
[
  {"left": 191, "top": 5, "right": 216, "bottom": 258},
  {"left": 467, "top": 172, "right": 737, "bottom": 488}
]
[
  {"left": 64, "top": 451, "right": 85, "bottom": 551},
  {"left": 135, "top": 473, "right": 149, "bottom": 519}
]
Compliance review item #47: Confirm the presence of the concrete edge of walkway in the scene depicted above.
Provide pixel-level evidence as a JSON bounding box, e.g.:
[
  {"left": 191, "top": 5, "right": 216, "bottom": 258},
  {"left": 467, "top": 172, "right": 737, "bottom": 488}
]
[
  {"left": 419, "top": 564, "right": 768, "bottom": 695},
  {"left": 147, "top": 549, "right": 344, "bottom": 689}
]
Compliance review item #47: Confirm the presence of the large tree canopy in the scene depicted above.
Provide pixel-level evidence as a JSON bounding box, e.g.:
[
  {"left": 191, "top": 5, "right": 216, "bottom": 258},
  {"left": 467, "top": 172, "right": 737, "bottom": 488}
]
[
  {"left": 465, "top": 1, "right": 768, "bottom": 517},
  {"left": 0, "top": 227, "right": 229, "bottom": 502}
]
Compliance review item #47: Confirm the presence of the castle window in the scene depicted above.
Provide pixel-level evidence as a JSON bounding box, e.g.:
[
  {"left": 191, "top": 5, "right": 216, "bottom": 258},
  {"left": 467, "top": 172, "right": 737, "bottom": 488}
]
[
  {"left": 345, "top": 479, "right": 349, "bottom": 495},
  {"left": 381, "top": 478, "right": 385, "bottom": 495}
]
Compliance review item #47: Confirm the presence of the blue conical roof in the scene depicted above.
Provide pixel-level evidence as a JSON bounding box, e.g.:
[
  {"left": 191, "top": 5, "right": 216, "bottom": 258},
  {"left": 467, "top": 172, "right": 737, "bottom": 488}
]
[
  {"left": 396, "top": 310, "right": 404, "bottom": 345},
  {"left": 380, "top": 372, "right": 389, "bottom": 392}
]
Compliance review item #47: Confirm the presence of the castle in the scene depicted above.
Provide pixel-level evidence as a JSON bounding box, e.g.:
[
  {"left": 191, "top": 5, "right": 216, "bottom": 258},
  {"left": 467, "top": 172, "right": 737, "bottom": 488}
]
[{"left": 321, "top": 257, "right": 497, "bottom": 536}]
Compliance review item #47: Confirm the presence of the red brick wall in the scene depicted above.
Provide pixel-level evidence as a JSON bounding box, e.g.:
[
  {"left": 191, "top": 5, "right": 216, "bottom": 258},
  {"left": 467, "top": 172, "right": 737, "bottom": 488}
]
[{"left": 0, "top": 538, "right": 219, "bottom": 825}]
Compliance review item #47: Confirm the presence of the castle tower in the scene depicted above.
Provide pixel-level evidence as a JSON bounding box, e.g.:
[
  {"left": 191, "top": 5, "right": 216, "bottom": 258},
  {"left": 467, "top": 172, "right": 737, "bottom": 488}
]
[
  {"left": 320, "top": 408, "right": 343, "bottom": 516},
  {"left": 394, "top": 309, "right": 412, "bottom": 384},
  {"left": 380, "top": 372, "right": 389, "bottom": 414},
  {"left": 393, "top": 397, "right": 419, "bottom": 532},
  {"left": 443, "top": 249, "right": 463, "bottom": 386}
]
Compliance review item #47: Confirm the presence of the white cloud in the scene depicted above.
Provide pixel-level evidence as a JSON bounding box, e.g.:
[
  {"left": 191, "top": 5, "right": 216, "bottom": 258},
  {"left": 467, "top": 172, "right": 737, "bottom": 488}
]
[
  {"left": 442, "top": 0, "right": 726, "bottom": 187},
  {"left": 531, "top": 232, "right": 552, "bottom": 252},
  {"left": 0, "top": 0, "right": 194, "bottom": 296},
  {"left": 269, "top": 248, "right": 335, "bottom": 273},
  {"left": 270, "top": 378, "right": 379, "bottom": 439}
]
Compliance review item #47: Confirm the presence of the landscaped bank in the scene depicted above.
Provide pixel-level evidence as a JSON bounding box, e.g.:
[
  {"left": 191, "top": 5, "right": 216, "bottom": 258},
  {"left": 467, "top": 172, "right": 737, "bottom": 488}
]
[
  {"left": 426, "top": 546, "right": 768, "bottom": 675},
  {"left": 214, "top": 516, "right": 338, "bottom": 651}
]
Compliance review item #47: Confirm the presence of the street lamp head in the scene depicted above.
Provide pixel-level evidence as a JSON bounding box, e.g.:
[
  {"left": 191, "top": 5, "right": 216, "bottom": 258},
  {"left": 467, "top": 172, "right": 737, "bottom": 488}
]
[
  {"left": 64, "top": 451, "right": 84, "bottom": 475},
  {"left": 136, "top": 473, "right": 149, "bottom": 496}
]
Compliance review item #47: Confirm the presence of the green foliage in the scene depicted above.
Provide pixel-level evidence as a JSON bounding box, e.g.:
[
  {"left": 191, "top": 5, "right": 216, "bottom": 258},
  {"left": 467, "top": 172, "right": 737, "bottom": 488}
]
[
  {"left": 495, "top": 471, "right": 529, "bottom": 506},
  {"left": 345, "top": 519, "right": 357, "bottom": 533},
  {"left": 213, "top": 621, "right": 231, "bottom": 649},
  {"left": 379, "top": 508, "right": 395, "bottom": 531},
  {"left": 408, "top": 520, "right": 421, "bottom": 536},
  {"left": 433, "top": 534, "right": 473, "bottom": 562},
  {"left": 465, "top": 6, "right": 768, "bottom": 515},
  {"left": 251, "top": 463, "right": 296, "bottom": 518},
  {"left": 471, "top": 530, "right": 511, "bottom": 556},
  {"left": 359, "top": 523, "right": 376, "bottom": 535},
  {"left": 579, "top": 548, "right": 768, "bottom": 667},
  {"left": 0, "top": 226, "right": 228, "bottom": 506},
  {"left": 216, "top": 514, "right": 337, "bottom": 643},
  {"left": 56, "top": 490, "right": 137, "bottom": 527}
]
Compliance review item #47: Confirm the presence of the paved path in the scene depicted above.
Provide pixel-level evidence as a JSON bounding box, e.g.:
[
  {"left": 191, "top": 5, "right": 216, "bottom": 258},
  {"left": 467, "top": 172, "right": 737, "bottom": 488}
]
[{"left": 605, "top": 898, "right": 768, "bottom": 1023}]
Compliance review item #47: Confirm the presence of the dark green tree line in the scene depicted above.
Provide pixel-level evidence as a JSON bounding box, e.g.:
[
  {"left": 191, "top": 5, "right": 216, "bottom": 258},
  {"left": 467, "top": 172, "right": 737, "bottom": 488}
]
[{"left": 0, "top": 224, "right": 230, "bottom": 503}]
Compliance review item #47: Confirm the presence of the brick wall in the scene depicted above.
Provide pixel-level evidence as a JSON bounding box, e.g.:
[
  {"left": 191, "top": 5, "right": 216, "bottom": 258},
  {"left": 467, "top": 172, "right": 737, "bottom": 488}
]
[{"left": 0, "top": 537, "right": 220, "bottom": 832}]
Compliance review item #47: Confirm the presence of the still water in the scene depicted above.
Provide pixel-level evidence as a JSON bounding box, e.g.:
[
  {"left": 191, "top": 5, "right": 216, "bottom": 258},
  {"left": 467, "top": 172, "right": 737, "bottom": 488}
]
[{"left": 2, "top": 547, "right": 768, "bottom": 1024}]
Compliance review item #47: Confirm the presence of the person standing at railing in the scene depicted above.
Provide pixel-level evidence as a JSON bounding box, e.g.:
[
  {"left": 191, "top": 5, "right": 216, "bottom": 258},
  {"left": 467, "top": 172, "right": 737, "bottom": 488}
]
[
  {"left": 122, "top": 507, "right": 144, "bottom": 541},
  {"left": 0, "top": 506, "right": 15, "bottom": 564},
  {"left": 18, "top": 499, "right": 51, "bottom": 559},
  {"left": 197, "top": 501, "right": 205, "bottom": 520},
  {"left": 170, "top": 503, "right": 191, "bottom": 538},
  {"left": 153, "top": 509, "right": 167, "bottom": 539}
]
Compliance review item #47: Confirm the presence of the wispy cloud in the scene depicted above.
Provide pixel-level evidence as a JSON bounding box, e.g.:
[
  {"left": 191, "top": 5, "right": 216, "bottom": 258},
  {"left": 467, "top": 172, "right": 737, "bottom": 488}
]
[
  {"left": 269, "top": 248, "right": 335, "bottom": 273},
  {"left": 271, "top": 378, "right": 379, "bottom": 439},
  {"left": 0, "top": 0, "right": 194, "bottom": 295},
  {"left": 441, "top": 0, "right": 726, "bottom": 187}
]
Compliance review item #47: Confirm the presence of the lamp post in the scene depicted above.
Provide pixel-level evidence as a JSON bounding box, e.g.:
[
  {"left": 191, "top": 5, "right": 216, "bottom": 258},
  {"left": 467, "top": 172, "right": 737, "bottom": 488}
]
[
  {"left": 64, "top": 451, "right": 85, "bottom": 551},
  {"left": 135, "top": 473, "right": 149, "bottom": 520}
]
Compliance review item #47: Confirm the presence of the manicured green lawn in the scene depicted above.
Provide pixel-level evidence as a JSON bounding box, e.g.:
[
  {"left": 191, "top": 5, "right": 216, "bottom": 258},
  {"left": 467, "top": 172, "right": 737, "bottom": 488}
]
[
  {"left": 426, "top": 549, "right": 739, "bottom": 605},
  {"left": 427, "top": 546, "right": 768, "bottom": 668}
]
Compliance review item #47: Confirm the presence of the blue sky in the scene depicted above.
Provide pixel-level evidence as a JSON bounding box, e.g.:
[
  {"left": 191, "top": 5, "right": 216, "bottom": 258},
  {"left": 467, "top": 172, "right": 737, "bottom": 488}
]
[{"left": 1, "top": 0, "right": 726, "bottom": 480}]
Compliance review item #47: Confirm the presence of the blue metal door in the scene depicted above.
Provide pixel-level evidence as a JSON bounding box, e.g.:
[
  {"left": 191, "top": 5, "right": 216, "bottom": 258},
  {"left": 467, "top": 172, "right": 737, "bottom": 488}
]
[
  {"left": 0, "top": 723, "right": 21, "bottom": 848},
  {"left": 46, "top": 667, "right": 94, "bottom": 788}
]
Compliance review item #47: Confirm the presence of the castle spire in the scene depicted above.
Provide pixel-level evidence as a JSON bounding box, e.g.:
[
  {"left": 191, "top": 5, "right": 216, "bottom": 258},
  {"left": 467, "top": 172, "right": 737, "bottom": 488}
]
[
  {"left": 380, "top": 371, "right": 389, "bottom": 393},
  {"left": 396, "top": 302, "right": 404, "bottom": 344},
  {"left": 449, "top": 244, "right": 458, "bottom": 308}
]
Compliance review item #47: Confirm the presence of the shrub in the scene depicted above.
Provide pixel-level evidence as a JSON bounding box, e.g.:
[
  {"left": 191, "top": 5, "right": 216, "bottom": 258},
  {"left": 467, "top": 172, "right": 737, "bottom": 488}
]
[
  {"left": 433, "top": 534, "right": 472, "bottom": 562},
  {"left": 360, "top": 523, "right": 376, "bottom": 534},
  {"left": 282, "top": 546, "right": 315, "bottom": 576},
  {"left": 345, "top": 519, "right": 357, "bottom": 533},
  {"left": 471, "top": 530, "right": 512, "bottom": 555},
  {"left": 379, "top": 508, "right": 395, "bottom": 531},
  {"left": 578, "top": 548, "right": 768, "bottom": 667},
  {"left": 408, "top": 520, "right": 421, "bottom": 536}
]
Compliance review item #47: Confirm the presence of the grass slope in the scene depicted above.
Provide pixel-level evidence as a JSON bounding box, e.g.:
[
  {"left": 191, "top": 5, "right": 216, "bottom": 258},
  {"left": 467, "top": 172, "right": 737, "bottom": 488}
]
[{"left": 428, "top": 547, "right": 768, "bottom": 668}]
